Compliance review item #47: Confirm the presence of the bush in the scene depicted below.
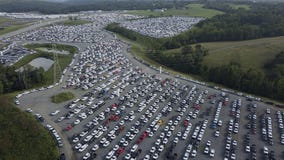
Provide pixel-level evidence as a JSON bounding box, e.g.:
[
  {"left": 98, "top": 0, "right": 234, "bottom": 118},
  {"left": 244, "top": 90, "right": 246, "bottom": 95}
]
[{"left": 51, "top": 92, "right": 75, "bottom": 103}]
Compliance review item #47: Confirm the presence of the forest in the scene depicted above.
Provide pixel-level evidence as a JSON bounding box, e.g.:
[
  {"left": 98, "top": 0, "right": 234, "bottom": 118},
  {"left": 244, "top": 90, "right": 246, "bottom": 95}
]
[
  {"left": 0, "top": 64, "right": 45, "bottom": 94},
  {"left": 148, "top": 45, "right": 208, "bottom": 75}
]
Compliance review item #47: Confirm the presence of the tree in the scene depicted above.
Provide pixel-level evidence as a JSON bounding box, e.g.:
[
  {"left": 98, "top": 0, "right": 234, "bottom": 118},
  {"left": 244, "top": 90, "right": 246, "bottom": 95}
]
[
  {"left": 181, "top": 45, "right": 193, "bottom": 55},
  {"left": 0, "top": 81, "right": 3, "bottom": 94},
  {"left": 276, "top": 78, "right": 284, "bottom": 99}
]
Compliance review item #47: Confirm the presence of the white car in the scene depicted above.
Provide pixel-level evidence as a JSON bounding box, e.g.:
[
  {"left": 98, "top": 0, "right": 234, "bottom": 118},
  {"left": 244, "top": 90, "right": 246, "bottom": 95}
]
[
  {"left": 204, "top": 147, "right": 209, "bottom": 154},
  {"left": 153, "top": 153, "right": 159, "bottom": 159},
  {"left": 191, "top": 149, "right": 197, "bottom": 157},
  {"left": 131, "top": 144, "right": 138, "bottom": 152},
  {"left": 125, "top": 153, "right": 131, "bottom": 160},
  {"left": 183, "top": 152, "right": 190, "bottom": 160},
  {"left": 106, "top": 150, "right": 115, "bottom": 159},
  {"left": 79, "top": 144, "right": 88, "bottom": 152},
  {"left": 25, "top": 108, "right": 33, "bottom": 113},
  {"left": 57, "top": 116, "right": 65, "bottom": 122},
  {"left": 75, "top": 143, "right": 82, "bottom": 150},
  {"left": 51, "top": 110, "right": 60, "bottom": 116},
  {"left": 214, "top": 130, "right": 220, "bottom": 137},
  {"left": 103, "top": 141, "right": 110, "bottom": 147},
  {"left": 74, "top": 119, "right": 81, "bottom": 125},
  {"left": 82, "top": 152, "right": 91, "bottom": 160},
  {"left": 158, "top": 145, "right": 164, "bottom": 152},
  {"left": 92, "top": 144, "right": 99, "bottom": 151},
  {"left": 72, "top": 137, "right": 79, "bottom": 143},
  {"left": 173, "top": 137, "right": 179, "bottom": 143},
  {"left": 150, "top": 147, "right": 156, "bottom": 153},
  {"left": 263, "top": 146, "right": 269, "bottom": 154},
  {"left": 209, "top": 149, "right": 215, "bottom": 157},
  {"left": 80, "top": 131, "right": 88, "bottom": 137},
  {"left": 245, "top": 145, "right": 250, "bottom": 152},
  {"left": 84, "top": 135, "right": 93, "bottom": 142}
]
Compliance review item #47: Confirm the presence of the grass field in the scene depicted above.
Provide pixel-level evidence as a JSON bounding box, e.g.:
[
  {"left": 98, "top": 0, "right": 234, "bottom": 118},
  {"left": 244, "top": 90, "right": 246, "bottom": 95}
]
[
  {"left": 127, "top": 4, "right": 224, "bottom": 18},
  {"left": 229, "top": 4, "right": 250, "bottom": 10},
  {"left": 59, "top": 19, "right": 90, "bottom": 26},
  {"left": 201, "top": 36, "right": 284, "bottom": 70},
  {"left": 0, "top": 94, "right": 59, "bottom": 160},
  {"left": 164, "top": 36, "right": 284, "bottom": 71},
  {"left": 51, "top": 92, "right": 75, "bottom": 103},
  {"left": 0, "top": 17, "right": 32, "bottom": 36}
]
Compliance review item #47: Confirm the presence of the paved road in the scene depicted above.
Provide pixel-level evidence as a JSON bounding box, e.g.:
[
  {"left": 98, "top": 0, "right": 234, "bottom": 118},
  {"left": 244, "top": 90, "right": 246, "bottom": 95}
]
[{"left": 0, "top": 18, "right": 66, "bottom": 40}]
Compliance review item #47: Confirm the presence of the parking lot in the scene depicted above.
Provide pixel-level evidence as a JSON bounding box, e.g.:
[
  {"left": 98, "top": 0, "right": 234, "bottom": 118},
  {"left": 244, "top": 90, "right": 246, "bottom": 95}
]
[
  {"left": 13, "top": 12, "right": 284, "bottom": 160},
  {"left": 120, "top": 16, "right": 204, "bottom": 38},
  {"left": 0, "top": 42, "right": 35, "bottom": 65}
]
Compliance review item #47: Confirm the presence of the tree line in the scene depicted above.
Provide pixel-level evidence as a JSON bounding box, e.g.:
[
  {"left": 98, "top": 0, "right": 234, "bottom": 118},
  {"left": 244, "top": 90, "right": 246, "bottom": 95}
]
[
  {"left": 0, "top": 64, "right": 45, "bottom": 94},
  {"left": 202, "top": 52, "right": 284, "bottom": 101},
  {"left": 148, "top": 45, "right": 208, "bottom": 75},
  {"left": 0, "top": 1, "right": 189, "bottom": 14}
]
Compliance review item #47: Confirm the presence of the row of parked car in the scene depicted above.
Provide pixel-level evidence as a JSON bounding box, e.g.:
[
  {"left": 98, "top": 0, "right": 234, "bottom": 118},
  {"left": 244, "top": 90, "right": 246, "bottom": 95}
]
[{"left": 276, "top": 111, "right": 284, "bottom": 145}]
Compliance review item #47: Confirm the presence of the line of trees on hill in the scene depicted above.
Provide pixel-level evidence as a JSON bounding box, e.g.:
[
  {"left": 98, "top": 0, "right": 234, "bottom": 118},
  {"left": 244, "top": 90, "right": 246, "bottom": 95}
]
[{"left": 0, "top": 1, "right": 189, "bottom": 14}]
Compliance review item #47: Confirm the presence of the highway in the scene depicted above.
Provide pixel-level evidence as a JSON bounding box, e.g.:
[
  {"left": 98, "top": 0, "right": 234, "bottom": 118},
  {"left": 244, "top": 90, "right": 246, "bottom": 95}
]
[{"left": 0, "top": 18, "right": 66, "bottom": 40}]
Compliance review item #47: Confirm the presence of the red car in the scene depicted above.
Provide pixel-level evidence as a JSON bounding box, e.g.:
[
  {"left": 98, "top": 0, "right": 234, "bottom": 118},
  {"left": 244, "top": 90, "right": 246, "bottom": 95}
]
[
  {"left": 117, "top": 147, "right": 124, "bottom": 156},
  {"left": 65, "top": 125, "right": 73, "bottom": 131}
]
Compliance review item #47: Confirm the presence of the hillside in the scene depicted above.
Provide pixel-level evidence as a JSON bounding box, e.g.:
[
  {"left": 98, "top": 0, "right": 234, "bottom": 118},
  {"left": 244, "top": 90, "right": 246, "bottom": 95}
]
[
  {"left": 166, "top": 36, "right": 284, "bottom": 71},
  {"left": 202, "top": 36, "right": 284, "bottom": 71},
  {"left": 0, "top": 0, "right": 189, "bottom": 14},
  {"left": 0, "top": 95, "right": 59, "bottom": 160}
]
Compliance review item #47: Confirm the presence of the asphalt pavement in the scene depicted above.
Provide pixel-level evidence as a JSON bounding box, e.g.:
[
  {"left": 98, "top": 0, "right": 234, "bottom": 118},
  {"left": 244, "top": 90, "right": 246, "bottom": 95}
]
[{"left": 11, "top": 16, "right": 284, "bottom": 160}]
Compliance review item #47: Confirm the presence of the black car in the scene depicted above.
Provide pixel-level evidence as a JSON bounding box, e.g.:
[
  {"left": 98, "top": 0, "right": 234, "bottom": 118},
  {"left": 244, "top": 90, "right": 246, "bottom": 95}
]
[{"left": 59, "top": 153, "right": 65, "bottom": 160}]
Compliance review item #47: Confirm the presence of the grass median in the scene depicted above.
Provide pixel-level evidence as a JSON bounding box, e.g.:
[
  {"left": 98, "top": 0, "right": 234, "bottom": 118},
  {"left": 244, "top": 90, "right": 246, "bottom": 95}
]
[
  {"left": 59, "top": 19, "right": 90, "bottom": 26},
  {"left": 51, "top": 91, "right": 75, "bottom": 103}
]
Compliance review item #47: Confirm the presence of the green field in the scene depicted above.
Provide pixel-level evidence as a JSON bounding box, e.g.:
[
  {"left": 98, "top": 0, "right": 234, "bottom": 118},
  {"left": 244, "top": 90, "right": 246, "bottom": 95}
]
[
  {"left": 59, "top": 19, "right": 90, "bottom": 26},
  {"left": 127, "top": 4, "right": 224, "bottom": 18},
  {"left": 201, "top": 36, "right": 284, "bottom": 70},
  {"left": 229, "top": 4, "right": 250, "bottom": 10},
  {"left": 0, "top": 17, "right": 32, "bottom": 36},
  {"left": 0, "top": 94, "right": 59, "bottom": 160},
  {"left": 51, "top": 92, "right": 75, "bottom": 103},
  {"left": 164, "top": 36, "right": 284, "bottom": 71},
  {"left": 14, "top": 43, "right": 77, "bottom": 87}
]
